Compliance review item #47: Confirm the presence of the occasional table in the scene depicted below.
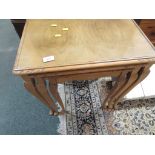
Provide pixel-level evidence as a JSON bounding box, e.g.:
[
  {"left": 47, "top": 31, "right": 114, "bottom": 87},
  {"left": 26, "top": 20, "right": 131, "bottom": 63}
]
[{"left": 13, "top": 19, "right": 155, "bottom": 115}]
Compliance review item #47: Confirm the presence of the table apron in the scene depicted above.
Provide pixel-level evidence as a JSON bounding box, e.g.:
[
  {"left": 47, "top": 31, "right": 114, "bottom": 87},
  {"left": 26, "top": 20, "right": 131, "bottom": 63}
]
[{"left": 28, "top": 64, "right": 148, "bottom": 78}]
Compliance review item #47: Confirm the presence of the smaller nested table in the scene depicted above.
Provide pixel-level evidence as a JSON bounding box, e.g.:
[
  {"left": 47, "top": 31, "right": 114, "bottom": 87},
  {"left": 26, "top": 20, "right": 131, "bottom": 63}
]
[{"left": 13, "top": 19, "right": 155, "bottom": 115}]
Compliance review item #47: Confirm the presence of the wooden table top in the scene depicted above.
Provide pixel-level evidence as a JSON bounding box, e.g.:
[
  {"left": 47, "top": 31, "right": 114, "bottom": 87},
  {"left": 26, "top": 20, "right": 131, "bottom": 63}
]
[{"left": 13, "top": 19, "right": 155, "bottom": 75}]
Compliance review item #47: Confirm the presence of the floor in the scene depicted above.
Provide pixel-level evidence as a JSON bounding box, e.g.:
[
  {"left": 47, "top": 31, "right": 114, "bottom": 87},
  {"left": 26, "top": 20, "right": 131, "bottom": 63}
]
[
  {"left": 0, "top": 19, "right": 60, "bottom": 134},
  {"left": 58, "top": 80, "right": 155, "bottom": 135},
  {"left": 0, "top": 19, "right": 154, "bottom": 134}
]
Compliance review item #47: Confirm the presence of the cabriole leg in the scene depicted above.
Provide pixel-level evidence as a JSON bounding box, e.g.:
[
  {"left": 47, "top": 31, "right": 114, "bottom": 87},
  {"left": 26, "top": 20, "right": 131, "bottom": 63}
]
[{"left": 49, "top": 79, "right": 65, "bottom": 115}]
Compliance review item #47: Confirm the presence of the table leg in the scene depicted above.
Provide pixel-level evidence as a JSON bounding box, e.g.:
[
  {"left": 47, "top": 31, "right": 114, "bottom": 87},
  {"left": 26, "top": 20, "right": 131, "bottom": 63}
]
[
  {"left": 22, "top": 76, "right": 55, "bottom": 113},
  {"left": 113, "top": 65, "right": 150, "bottom": 109},
  {"left": 49, "top": 79, "right": 65, "bottom": 114},
  {"left": 35, "top": 77, "right": 58, "bottom": 115},
  {"left": 112, "top": 67, "right": 140, "bottom": 109},
  {"left": 101, "top": 71, "right": 129, "bottom": 109}
]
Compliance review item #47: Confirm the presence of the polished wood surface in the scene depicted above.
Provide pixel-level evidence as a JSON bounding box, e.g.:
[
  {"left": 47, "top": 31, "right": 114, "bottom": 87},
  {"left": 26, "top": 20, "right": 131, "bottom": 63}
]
[
  {"left": 13, "top": 19, "right": 155, "bottom": 75},
  {"left": 13, "top": 19, "right": 155, "bottom": 115}
]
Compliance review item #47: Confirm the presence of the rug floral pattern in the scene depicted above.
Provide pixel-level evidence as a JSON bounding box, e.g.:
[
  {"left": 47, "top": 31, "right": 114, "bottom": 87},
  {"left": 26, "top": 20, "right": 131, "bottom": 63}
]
[{"left": 58, "top": 78, "right": 155, "bottom": 135}]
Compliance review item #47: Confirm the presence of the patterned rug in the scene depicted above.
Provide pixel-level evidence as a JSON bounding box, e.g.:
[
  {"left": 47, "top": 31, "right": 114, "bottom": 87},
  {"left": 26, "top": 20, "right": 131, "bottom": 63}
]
[{"left": 57, "top": 78, "right": 155, "bottom": 135}]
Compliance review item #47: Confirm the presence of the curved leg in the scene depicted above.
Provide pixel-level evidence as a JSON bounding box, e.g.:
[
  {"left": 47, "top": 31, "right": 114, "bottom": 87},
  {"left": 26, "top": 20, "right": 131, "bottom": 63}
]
[
  {"left": 49, "top": 79, "right": 65, "bottom": 114},
  {"left": 101, "top": 71, "right": 129, "bottom": 109},
  {"left": 113, "top": 66, "right": 150, "bottom": 109},
  {"left": 113, "top": 69, "right": 140, "bottom": 109},
  {"left": 111, "top": 67, "right": 141, "bottom": 109},
  {"left": 35, "top": 77, "right": 58, "bottom": 115},
  {"left": 107, "top": 71, "right": 130, "bottom": 109},
  {"left": 22, "top": 76, "right": 52, "bottom": 108}
]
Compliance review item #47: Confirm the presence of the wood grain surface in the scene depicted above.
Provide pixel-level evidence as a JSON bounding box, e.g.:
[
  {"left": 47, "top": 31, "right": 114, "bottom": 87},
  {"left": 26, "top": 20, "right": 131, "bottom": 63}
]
[{"left": 13, "top": 19, "right": 155, "bottom": 75}]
